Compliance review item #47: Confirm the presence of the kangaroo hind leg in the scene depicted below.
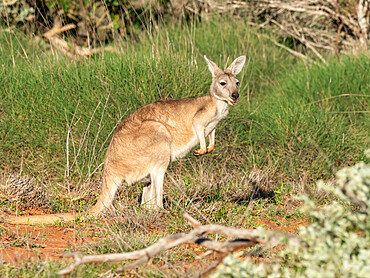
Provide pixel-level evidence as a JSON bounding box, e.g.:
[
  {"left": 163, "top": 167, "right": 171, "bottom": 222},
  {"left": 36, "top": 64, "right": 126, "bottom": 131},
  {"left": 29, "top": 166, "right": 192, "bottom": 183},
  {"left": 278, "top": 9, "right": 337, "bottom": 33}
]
[
  {"left": 142, "top": 167, "right": 167, "bottom": 209},
  {"left": 140, "top": 121, "right": 171, "bottom": 210}
]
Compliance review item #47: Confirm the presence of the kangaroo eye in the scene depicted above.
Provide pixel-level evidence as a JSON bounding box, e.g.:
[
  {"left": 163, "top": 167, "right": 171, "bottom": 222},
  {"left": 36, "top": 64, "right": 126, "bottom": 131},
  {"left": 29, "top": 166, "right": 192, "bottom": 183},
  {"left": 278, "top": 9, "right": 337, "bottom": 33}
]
[
  {"left": 220, "top": 81, "right": 226, "bottom": 86},
  {"left": 236, "top": 81, "right": 240, "bottom": 87}
]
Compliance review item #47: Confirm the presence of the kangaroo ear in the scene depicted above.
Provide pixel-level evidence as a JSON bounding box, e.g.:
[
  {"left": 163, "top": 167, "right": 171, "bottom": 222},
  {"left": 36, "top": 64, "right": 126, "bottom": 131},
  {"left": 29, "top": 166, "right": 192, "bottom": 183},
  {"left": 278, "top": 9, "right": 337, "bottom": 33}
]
[
  {"left": 204, "top": 55, "right": 222, "bottom": 77},
  {"left": 226, "top": 56, "right": 246, "bottom": 75}
]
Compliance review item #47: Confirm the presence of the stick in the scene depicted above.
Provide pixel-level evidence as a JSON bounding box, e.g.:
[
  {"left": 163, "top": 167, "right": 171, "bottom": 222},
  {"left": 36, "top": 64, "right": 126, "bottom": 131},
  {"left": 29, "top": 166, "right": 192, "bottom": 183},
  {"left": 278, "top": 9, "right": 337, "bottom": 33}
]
[{"left": 58, "top": 214, "right": 300, "bottom": 275}]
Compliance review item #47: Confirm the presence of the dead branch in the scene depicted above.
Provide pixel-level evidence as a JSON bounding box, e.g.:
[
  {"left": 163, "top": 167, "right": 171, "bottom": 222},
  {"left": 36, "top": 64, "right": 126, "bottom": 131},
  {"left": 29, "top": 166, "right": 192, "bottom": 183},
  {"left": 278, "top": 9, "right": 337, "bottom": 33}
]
[
  {"left": 175, "top": 0, "right": 369, "bottom": 55},
  {"left": 58, "top": 213, "right": 300, "bottom": 276},
  {"left": 44, "top": 31, "right": 118, "bottom": 58},
  {"left": 357, "top": 0, "right": 369, "bottom": 50},
  {"left": 43, "top": 14, "right": 118, "bottom": 58},
  {"left": 2, "top": 0, "right": 17, "bottom": 6},
  {"left": 269, "top": 19, "right": 328, "bottom": 64},
  {"left": 44, "top": 23, "right": 76, "bottom": 38}
]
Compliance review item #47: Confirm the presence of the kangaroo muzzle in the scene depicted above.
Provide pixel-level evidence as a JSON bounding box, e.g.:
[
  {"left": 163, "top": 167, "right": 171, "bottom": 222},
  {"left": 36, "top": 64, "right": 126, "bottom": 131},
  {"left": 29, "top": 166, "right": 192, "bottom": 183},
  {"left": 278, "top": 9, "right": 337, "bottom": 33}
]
[{"left": 231, "top": 91, "right": 239, "bottom": 104}]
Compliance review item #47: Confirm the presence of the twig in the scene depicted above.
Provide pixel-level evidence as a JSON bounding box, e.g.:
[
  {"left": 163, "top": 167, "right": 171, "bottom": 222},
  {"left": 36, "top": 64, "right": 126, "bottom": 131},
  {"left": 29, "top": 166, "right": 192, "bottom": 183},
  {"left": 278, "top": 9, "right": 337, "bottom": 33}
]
[
  {"left": 182, "top": 0, "right": 368, "bottom": 53},
  {"left": 357, "top": 0, "right": 369, "bottom": 50},
  {"left": 44, "top": 24, "right": 76, "bottom": 38},
  {"left": 270, "top": 19, "right": 328, "bottom": 64},
  {"left": 43, "top": 18, "right": 118, "bottom": 58},
  {"left": 58, "top": 213, "right": 300, "bottom": 275},
  {"left": 328, "top": 111, "right": 370, "bottom": 114},
  {"left": 183, "top": 212, "right": 201, "bottom": 228},
  {"left": 2, "top": 0, "right": 17, "bottom": 6},
  {"left": 267, "top": 35, "right": 313, "bottom": 63}
]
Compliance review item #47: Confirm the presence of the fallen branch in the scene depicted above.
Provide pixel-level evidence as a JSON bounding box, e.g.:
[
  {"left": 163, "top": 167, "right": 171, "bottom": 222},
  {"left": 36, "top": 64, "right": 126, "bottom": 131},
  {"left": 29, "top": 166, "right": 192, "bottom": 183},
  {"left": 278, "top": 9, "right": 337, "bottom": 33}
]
[
  {"left": 176, "top": 0, "right": 369, "bottom": 54},
  {"left": 44, "top": 23, "right": 76, "bottom": 38},
  {"left": 2, "top": 0, "right": 17, "bottom": 6},
  {"left": 357, "top": 0, "right": 369, "bottom": 50},
  {"left": 46, "top": 35, "right": 118, "bottom": 57},
  {"left": 264, "top": 33, "right": 314, "bottom": 63},
  {"left": 43, "top": 16, "right": 118, "bottom": 58},
  {"left": 58, "top": 213, "right": 300, "bottom": 276},
  {"left": 270, "top": 19, "right": 328, "bottom": 64}
]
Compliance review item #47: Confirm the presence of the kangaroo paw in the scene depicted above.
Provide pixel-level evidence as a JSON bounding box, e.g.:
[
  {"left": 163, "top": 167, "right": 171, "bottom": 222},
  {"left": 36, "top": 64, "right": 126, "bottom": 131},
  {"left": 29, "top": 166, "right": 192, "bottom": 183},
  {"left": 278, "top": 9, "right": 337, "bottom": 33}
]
[
  {"left": 206, "top": 146, "right": 214, "bottom": 153},
  {"left": 193, "top": 149, "right": 207, "bottom": 156}
]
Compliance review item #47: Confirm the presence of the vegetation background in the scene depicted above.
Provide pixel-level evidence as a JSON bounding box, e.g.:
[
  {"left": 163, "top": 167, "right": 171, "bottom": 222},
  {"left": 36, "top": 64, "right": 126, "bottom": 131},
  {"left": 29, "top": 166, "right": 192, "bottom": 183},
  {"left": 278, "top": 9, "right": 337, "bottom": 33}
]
[{"left": 0, "top": 0, "right": 369, "bottom": 277}]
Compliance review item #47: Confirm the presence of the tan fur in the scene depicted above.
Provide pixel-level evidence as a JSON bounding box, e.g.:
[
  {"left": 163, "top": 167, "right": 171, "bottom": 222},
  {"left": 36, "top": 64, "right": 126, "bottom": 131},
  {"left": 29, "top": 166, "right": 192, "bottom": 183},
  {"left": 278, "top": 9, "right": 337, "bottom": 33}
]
[{"left": 5, "top": 55, "right": 246, "bottom": 225}]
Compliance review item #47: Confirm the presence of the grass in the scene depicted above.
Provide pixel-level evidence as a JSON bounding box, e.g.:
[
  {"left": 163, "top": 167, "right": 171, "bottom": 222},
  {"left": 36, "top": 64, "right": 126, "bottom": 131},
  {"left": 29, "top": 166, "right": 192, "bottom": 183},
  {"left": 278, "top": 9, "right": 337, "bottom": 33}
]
[
  {"left": 240, "top": 55, "right": 370, "bottom": 181},
  {"left": 0, "top": 16, "right": 369, "bottom": 277},
  {"left": 0, "top": 19, "right": 297, "bottom": 183}
]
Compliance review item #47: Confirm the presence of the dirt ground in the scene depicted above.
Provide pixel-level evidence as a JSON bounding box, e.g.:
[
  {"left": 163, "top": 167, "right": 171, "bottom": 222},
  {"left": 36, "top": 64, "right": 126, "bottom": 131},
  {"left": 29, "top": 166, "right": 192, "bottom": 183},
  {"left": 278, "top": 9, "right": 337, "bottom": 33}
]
[
  {"left": 0, "top": 222, "right": 100, "bottom": 264},
  {"left": 0, "top": 207, "right": 102, "bottom": 264},
  {"left": 0, "top": 213, "right": 306, "bottom": 266}
]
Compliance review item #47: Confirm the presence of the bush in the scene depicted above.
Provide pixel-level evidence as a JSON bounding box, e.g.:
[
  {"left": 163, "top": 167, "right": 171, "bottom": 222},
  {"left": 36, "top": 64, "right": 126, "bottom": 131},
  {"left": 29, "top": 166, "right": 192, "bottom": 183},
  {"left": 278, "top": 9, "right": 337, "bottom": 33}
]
[
  {"left": 211, "top": 151, "right": 370, "bottom": 277},
  {"left": 0, "top": 0, "right": 170, "bottom": 46}
]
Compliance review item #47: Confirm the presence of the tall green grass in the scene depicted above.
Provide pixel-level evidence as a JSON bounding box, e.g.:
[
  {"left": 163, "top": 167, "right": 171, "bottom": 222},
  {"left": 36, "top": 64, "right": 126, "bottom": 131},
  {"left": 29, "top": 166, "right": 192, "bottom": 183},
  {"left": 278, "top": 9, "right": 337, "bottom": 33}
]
[
  {"left": 0, "top": 18, "right": 368, "bottom": 192},
  {"left": 0, "top": 19, "right": 293, "bottom": 181},
  {"left": 232, "top": 55, "right": 370, "bottom": 182},
  {"left": 0, "top": 17, "right": 369, "bottom": 277}
]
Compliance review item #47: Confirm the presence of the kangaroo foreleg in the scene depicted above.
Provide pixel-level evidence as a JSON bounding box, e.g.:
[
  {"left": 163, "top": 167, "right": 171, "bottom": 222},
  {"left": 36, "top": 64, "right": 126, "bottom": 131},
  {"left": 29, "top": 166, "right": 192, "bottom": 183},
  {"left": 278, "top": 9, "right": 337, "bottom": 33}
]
[
  {"left": 193, "top": 124, "right": 208, "bottom": 156},
  {"left": 206, "top": 129, "right": 215, "bottom": 153}
]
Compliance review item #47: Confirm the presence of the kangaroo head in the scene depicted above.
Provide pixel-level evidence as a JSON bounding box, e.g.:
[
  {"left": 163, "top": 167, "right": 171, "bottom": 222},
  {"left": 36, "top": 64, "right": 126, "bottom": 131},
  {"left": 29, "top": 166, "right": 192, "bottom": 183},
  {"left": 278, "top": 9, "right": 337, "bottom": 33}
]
[{"left": 204, "top": 55, "right": 246, "bottom": 105}]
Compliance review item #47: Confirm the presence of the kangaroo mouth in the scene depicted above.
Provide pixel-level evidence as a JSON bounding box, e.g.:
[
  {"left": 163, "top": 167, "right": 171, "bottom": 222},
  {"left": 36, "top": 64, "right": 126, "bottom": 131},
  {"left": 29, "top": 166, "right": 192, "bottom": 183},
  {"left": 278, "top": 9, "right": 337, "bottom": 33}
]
[
  {"left": 228, "top": 98, "right": 238, "bottom": 105},
  {"left": 215, "top": 95, "right": 238, "bottom": 105}
]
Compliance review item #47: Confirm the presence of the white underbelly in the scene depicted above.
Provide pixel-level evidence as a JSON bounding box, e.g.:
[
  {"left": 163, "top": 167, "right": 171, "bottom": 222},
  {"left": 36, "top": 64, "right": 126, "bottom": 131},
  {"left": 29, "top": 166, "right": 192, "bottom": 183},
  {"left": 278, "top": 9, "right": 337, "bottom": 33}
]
[{"left": 171, "top": 134, "right": 199, "bottom": 161}]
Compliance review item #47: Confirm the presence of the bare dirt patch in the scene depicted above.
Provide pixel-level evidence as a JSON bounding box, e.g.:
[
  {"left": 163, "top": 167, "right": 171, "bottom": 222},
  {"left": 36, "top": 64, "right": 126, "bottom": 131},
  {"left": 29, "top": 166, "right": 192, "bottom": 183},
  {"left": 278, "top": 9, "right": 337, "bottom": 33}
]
[
  {"left": 0, "top": 222, "right": 100, "bottom": 264},
  {"left": 253, "top": 217, "right": 308, "bottom": 234}
]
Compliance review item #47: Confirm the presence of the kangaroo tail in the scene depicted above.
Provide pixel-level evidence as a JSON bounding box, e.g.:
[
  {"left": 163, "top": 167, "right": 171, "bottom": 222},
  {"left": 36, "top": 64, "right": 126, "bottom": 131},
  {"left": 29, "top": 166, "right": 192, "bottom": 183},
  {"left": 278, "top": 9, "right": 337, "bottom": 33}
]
[{"left": 5, "top": 212, "right": 93, "bottom": 225}]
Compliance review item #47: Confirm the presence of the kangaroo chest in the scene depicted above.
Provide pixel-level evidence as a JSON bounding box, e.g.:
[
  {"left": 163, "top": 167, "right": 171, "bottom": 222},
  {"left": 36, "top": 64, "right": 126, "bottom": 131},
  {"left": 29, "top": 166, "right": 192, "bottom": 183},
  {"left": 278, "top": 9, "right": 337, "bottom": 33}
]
[
  {"left": 170, "top": 100, "right": 229, "bottom": 161},
  {"left": 205, "top": 101, "right": 228, "bottom": 135}
]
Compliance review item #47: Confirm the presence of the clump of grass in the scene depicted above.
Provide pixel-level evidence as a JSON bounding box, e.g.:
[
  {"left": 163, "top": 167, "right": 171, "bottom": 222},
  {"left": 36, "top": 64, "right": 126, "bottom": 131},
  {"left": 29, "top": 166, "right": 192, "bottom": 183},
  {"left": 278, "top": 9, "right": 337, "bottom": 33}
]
[
  {"left": 235, "top": 55, "right": 369, "bottom": 184},
  {"left": 0, "top": 173, "right": 49, "bottom": 214},
  {"left": 0, "top": 17, "right": 368, "bottom": 219},
  {"left": 0, "top": 18, "right": 296, "bottom": 211}
]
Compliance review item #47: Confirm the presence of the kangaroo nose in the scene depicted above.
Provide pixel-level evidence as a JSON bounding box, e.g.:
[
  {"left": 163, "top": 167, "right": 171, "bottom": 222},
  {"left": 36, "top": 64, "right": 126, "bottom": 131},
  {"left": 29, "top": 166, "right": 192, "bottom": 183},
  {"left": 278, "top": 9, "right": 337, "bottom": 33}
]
[{"left": 231, "top": 92, "right": 239, "bottom": 100}]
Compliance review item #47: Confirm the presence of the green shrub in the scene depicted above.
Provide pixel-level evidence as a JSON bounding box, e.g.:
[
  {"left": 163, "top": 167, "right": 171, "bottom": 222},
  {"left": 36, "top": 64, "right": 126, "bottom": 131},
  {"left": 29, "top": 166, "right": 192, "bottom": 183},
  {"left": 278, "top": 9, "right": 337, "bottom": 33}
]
[{"left": 212, "top": 151, "right": 370, "bottom": 277}]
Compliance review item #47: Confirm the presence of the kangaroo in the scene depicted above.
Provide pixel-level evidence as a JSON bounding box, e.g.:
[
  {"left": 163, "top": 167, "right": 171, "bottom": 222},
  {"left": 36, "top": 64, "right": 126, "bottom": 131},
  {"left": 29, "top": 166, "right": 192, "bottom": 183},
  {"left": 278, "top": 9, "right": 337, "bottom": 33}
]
[{"left": 6, "top": 55, "right": 246, "bottom": 225}]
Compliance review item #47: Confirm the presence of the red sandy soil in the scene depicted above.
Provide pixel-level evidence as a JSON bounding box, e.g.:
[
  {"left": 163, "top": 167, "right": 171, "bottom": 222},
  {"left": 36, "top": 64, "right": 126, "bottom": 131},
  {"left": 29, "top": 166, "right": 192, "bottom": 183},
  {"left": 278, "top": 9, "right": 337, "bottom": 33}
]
[
  {"left": 253, "top": 217, "right": 308, "bottom": 234},
  {"left": 0, "top": 208, "right": 102, "bottom": 264},
  {"left": 0, "top": 212, "right": 307, "bottom": 266},
  {"left": 0, "top": 223, "right": 101, "bottom": 264}
]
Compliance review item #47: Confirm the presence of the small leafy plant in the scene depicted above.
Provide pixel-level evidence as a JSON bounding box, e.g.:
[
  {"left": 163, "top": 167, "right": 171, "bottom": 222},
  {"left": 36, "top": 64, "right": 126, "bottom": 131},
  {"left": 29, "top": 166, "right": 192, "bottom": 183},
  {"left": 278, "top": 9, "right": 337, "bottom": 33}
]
[{"left": 212, "top": 151, "right": 370, "bottom": 277}]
